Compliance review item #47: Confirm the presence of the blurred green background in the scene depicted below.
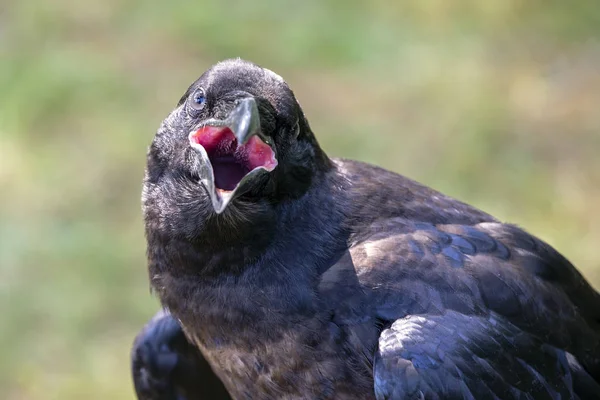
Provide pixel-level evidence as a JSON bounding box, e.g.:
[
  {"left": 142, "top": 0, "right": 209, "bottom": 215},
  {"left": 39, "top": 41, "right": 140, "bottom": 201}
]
[{"left": 1, "top": 0, "right": 599, "bottom": 398}]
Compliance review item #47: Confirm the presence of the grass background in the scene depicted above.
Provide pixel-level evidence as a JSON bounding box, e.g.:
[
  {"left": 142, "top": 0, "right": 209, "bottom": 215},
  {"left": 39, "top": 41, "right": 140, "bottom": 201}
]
[{"left": 1, "top": 1, "right": 599, "bottom": 398}]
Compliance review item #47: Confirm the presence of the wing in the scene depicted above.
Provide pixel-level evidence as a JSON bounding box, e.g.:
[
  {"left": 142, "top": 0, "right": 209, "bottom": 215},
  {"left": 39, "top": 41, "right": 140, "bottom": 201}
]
[
  {"left": 327, "top": 219, "right": 600, "bottom": 398},
  {"left": 374, "top": 311, "right": 600, "bottom": 399},
  {"left": 131, "top": 309, "right": 231, "bottom": 400}
]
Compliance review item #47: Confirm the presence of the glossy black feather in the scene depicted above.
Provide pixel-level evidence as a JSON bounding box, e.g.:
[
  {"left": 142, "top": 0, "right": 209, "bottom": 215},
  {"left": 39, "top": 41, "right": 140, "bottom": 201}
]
[
  {"left": 374, "top": 311, "right": 600, "bottom": 399},
  {"left": 131, "top": 310, "right": 231, "bottom": 400}
]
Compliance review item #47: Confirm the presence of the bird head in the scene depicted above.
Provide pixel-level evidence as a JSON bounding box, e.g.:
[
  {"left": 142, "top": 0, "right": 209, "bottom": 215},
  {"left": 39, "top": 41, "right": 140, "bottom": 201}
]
[{"left": 143, "top": 59, "right": 330, "bottom": 236}]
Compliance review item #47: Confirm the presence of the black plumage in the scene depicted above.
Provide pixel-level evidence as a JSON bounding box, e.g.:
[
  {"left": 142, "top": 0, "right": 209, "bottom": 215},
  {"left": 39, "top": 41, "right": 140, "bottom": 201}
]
[
  {"left": 132, "top": 58, "right": 600, "bottom": 399},
  {"left": 131, "top": 310, "right": 230, "bottom": 399}
]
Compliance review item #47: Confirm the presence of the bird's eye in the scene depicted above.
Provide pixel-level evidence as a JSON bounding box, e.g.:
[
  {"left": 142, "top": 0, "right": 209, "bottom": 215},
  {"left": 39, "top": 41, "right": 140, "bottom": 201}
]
[{"left": 190, "top": 89, "right": 206, "bottom": 110}]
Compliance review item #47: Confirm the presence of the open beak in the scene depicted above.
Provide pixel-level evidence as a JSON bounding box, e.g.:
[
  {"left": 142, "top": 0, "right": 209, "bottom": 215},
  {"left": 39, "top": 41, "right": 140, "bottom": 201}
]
[{"left": 188, "top": 98, "right": 278, "bottom": 214}]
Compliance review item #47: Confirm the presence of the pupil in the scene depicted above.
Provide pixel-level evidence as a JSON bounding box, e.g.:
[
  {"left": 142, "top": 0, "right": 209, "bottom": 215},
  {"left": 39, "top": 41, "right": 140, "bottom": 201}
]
[{"left": 195, "top": 95, "right": 204, "bottom": 104}]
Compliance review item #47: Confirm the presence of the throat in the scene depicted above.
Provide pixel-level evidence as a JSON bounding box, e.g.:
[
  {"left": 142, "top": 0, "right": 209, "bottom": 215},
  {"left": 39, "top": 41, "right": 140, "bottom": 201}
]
[{"left": 211, "top": 156, "right": 249, "bottom": 191}]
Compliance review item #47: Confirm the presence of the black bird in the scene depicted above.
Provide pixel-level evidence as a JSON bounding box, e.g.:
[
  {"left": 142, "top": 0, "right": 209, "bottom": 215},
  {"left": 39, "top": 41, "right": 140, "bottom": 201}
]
[{"left": 133, "top": 58, "right": 600, "bottom": 399}]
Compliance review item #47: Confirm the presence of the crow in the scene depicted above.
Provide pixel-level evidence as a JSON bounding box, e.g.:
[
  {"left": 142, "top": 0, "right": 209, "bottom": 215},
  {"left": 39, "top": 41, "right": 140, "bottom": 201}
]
[{"left": 132, "top": 58, "right": 600, "bottom": 399}]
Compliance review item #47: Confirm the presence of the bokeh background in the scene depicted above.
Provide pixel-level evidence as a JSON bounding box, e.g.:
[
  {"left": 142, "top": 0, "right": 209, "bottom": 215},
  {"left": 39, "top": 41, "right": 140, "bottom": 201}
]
[{"left": 1, "top": 1, "right": 599, "bottom": 398}]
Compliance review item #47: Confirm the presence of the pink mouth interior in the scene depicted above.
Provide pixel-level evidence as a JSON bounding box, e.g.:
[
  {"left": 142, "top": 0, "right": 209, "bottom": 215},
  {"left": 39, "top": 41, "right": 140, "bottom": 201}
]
[{"left": 190, "top": 126, "right": 277, "bottom": 191}]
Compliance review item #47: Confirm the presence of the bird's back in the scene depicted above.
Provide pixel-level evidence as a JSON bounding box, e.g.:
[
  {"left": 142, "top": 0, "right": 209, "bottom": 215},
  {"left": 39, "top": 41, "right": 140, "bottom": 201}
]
[{"left": 330, "top": 158, "right": 600, "bottom": 397}]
